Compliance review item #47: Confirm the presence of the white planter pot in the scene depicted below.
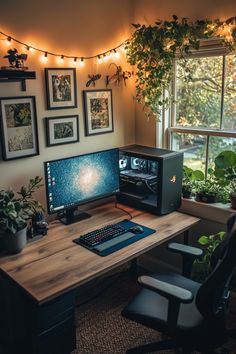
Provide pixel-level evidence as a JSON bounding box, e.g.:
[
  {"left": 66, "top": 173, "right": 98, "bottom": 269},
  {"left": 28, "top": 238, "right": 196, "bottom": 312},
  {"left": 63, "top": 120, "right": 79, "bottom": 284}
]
[{"left": 3, "top": 226, "right": 27, "bottom": 254}]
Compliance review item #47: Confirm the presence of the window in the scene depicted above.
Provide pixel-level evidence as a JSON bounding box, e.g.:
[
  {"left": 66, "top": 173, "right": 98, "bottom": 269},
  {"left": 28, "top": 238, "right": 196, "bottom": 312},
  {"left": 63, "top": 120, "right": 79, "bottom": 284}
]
[{"left": 167, "top": 41, "right": 236, "bottom": 175}]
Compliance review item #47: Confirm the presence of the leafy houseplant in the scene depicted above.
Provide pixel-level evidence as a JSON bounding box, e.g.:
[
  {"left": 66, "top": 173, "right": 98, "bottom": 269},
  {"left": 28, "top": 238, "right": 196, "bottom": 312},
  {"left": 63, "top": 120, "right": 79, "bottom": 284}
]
[
  {"left": 182, "top": 165, "right": 204, "bottom": 198},
  {"left": 125, "top": 15, "right": 236, "bottom": 119},
  {"left": 192, "top": 231, "right": 226, "bottom": 283},
  {"left": 214, "top": 150, "right": 236, "bottom": 209},
  {"left": 0, "top": 176, "right": 43, "bottom": 253}
]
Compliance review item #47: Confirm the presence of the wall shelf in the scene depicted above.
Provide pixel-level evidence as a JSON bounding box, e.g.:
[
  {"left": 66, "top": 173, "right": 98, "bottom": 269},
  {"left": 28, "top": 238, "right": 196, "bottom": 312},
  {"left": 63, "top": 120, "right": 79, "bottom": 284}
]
[{"left": 0, "top": 70, "right": 36, "bottom": 91}]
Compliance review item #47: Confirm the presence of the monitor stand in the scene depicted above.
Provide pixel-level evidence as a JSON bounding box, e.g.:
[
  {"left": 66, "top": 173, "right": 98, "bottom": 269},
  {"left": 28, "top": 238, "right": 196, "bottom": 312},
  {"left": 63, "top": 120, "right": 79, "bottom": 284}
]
[{"left": 59, "top": 207, "right": 91, "bottom": 225}]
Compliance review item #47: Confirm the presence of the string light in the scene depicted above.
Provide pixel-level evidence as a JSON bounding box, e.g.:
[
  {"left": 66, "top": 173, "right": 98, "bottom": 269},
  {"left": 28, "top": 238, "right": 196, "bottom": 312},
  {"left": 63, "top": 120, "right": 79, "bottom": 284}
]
[
  {"left": 79, "top": 57, "right": 85, "bottom": 67},
  {"left": 58, "top": 55, "right": 64, "bottom": 64},
  {"left": 6, "top": 36, "right": 11, "bottom": 45},
  {"left": 40, "top": 52, "right": 48, "bottom": 63},
  {"left": 0, "top": 30, "right": 128, "bottom": 66},
  {"left": 97, "top": 55, "right": 103, "bottom": 64}
]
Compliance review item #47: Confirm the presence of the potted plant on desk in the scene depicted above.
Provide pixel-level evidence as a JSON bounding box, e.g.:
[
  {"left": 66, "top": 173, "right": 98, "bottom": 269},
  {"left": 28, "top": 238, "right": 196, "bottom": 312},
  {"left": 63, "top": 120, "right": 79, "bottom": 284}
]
[{"left": 0, "top": 176, "right": 43, "bottom": 254}]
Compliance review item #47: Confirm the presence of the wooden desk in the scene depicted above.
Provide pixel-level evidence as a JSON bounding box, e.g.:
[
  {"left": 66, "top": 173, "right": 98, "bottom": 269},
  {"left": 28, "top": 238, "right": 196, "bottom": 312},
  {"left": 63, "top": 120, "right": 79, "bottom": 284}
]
[{"left": 0, "top": 203, "right": 200, "bottom": 354}]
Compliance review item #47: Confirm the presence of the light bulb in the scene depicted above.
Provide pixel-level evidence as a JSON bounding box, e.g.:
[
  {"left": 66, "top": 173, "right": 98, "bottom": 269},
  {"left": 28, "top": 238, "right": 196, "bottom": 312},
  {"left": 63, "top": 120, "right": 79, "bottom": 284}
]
[
  {"left": 97, "top": 55, "right": 103, "bottom": 64},
  {"left": 103, "top": 53, "right": 110, "bottom": 62},
  {"left": 41, "top": 52, "right": 48, "bottom": 63},
  {"left": 6, "top": 36, "right": 11, "bottom": 46},
  {"left": 59, "top": 55, "right": 64, "bottom": 64},
  {"left": 79, "top": 58, "right": 85, "bottom": 67}
]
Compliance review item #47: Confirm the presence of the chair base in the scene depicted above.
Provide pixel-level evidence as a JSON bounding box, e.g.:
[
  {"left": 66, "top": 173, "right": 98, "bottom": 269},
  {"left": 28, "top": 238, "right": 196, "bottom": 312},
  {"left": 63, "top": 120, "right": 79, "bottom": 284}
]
[
  {"left": 126, "top": 338, "right": 181, "bottom": 354},
  {"left": 126, "top": 338, "right": 220, "bottom": 354}
]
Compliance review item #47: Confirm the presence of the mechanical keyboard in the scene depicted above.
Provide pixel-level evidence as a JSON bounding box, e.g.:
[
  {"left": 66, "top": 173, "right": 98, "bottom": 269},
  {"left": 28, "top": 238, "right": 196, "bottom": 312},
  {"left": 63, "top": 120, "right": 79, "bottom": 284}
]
[
  {"left": 73, "top": 220, "right": 156, "bottom": 257},
  {"left": 77, "top": 223, "right": 127, "bottom": 247}
]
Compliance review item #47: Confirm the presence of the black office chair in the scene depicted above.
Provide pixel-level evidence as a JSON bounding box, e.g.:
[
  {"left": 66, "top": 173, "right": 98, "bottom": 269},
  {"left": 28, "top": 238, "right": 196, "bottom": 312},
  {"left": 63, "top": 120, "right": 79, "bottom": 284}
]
[{"left": 122, "top": 214, "right": 236, "bottom": 354}]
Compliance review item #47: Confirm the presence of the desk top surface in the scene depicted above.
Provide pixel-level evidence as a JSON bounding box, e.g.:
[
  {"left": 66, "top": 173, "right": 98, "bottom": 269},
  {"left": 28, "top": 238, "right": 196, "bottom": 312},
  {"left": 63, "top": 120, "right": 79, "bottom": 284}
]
[{"left": 0, "top": 203, "right": 200, "bottom": 304}]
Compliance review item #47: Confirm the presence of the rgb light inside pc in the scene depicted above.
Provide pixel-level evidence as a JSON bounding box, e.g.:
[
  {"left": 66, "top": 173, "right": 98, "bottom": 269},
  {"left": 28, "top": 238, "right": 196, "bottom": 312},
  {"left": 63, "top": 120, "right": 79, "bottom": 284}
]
[
  {"left": 44, "top": 148, "right": 119, "bottom": 224},
  {"left": 117, "top": 145, "right": 183, "bottom": 215}
]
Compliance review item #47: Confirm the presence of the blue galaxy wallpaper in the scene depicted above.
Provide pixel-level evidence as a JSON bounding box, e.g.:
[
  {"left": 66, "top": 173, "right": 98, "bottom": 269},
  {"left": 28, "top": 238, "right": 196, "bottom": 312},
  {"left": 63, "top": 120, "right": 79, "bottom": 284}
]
[{"left": 46, "top": 149, "right": 119, "bottom": 213}]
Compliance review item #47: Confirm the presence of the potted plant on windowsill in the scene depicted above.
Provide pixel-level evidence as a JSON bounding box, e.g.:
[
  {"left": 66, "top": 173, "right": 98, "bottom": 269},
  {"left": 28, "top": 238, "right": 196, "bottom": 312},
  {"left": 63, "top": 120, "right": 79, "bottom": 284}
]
[
  {"left": 182, "top": 166, "right": 204, "bottom": 199},
  {"left": 214, "top": 150, "right": 236, "bottom": 210},
  {"left": 0, "top": 176, "right": 43, "bottom": 254}
]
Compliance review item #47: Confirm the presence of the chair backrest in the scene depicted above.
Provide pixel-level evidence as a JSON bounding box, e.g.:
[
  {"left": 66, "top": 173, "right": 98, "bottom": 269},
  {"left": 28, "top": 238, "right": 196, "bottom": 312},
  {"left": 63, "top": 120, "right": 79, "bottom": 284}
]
[
  {"left": 210, "top": 213, "right": 236, "bottom": 269},
  {"left": 196, "top": 224, "right": 236, "bottom": 318}
]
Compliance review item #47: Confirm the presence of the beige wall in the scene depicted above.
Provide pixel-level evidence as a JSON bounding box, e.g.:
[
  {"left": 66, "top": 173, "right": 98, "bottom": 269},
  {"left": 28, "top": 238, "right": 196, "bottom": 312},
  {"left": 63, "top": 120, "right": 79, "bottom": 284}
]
[
  {"left": 0, "top": 0, "right": 136, "bottom": 208},
  {"left": 133, "top": 0, "right": 236, "bottom": 147},
  {"left": 1, "top": 0, "right": 235, "bottom": 212}
]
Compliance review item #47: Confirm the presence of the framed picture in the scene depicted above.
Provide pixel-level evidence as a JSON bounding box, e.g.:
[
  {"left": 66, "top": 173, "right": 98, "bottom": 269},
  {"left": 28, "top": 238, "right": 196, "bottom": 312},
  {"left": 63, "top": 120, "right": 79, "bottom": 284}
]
[
  {"left": 45, "top": 115, "right": 79, "bottom": 146},
  {"left": 45, "top": 68, "right": 77, "bottom": 109},
  {"left": 83, "top": 89, "right": 114, "bottom": 136},
  {"left": 0, "top": 96, "right": 39, "bottom": 161}
]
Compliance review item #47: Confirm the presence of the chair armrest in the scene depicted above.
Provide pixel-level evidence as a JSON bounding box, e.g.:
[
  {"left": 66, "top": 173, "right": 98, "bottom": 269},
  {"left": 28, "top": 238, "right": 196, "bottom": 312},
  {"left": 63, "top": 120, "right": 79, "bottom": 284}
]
[
  {"left": 138, "top": 275, "right": 193, "bottom": 332},
  {"left": 168, "top": 242, "right": 204, "bottom": 277},
  {"left": 168, "top": 242, "right": 203, "bottom": 258},
  {"left": 138, "top": 275, "right": 193, "bottom": 303}
]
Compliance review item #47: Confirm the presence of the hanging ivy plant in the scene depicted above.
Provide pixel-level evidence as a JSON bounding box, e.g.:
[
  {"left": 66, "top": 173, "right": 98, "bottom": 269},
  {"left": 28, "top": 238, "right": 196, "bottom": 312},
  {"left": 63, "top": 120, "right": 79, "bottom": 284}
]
[{"left": 125, "top": 15, "right": 236, "bottom": 119}]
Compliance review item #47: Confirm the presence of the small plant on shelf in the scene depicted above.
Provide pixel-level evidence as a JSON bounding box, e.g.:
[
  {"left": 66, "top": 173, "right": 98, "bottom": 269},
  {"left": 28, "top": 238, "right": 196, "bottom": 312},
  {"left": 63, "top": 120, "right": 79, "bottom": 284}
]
[{"left": 182, "top": 165, "right": 204, "bottom": 198}]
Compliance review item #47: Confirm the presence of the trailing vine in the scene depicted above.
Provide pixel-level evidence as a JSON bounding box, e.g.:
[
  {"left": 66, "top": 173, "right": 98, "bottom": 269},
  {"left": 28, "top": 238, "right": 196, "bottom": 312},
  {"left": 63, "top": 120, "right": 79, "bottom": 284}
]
[{"left": 125, "top": 15, "right": 236, "bottom": 119}]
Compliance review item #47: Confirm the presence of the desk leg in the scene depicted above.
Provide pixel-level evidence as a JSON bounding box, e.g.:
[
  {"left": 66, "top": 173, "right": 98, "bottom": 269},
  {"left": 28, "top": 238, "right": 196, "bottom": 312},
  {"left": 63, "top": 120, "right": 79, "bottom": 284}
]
[
  {"left": 183, "top": 230, "right": 189, "bottom": 245},
  {"left": 0, "top": 272, "right": 76, "bottom": 354},
  {"left": 130, "top": 258, "right": 138, "bottom": 276}
]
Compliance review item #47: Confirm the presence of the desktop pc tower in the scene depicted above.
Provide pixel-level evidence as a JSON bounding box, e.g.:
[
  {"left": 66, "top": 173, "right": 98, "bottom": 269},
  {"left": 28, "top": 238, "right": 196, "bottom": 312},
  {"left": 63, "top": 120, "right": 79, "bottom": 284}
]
[{"left": 117, "top": 145, "right": 183, "bottom": 215}]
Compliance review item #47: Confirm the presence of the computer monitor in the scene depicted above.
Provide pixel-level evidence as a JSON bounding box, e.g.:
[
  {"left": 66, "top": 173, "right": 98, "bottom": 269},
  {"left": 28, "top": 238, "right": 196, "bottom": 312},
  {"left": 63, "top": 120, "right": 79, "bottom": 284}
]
[{"left": 44, "top": 148, "right": 119, "bottom": 225}]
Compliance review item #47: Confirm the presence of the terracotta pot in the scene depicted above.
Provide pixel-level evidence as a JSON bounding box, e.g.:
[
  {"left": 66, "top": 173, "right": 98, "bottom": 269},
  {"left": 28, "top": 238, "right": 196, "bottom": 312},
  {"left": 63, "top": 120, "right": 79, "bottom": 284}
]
[{"left": 2, "top": 226, "right": 27, "bottom": 254}]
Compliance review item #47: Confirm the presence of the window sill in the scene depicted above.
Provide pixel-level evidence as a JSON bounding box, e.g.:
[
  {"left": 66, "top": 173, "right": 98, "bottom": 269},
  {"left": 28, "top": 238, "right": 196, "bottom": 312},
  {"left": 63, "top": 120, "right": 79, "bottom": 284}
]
[{"left": 179, "top": 198, "right": 235, "bottom": 224}]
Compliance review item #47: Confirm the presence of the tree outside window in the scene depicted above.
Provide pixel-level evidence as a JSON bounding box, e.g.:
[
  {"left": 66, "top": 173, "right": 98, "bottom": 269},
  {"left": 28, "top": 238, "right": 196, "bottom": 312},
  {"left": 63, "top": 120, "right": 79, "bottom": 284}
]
[{"left": 170, "top": 52, "right": 236, "bottom": 175}]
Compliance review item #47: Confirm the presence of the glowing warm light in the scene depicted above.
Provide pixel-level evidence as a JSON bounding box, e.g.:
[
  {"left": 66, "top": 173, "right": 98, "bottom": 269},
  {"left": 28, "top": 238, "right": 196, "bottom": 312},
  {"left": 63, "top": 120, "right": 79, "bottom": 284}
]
[
  {"left": 72, "top": 57, "right": 78, "bottom": 66},
  {"left": 113, "top": 49, "right": 120, "bottom": 58},
  {"left": 58, "top": 55, "right": 64, "bottom": 64},
  {"left": 122, "top": 45, "right": 127, "bottom": 53},
  {"left": 6, "top": 36, "right": 11, "bottom": 46},
  {"left": 26, "top": 45, "right": 35, "bottom": 52},
  {"left": 97, "top": 55, "right": 103, "bottom": 64},
  {"left": 103, "top": 53, "right": 110, "bottom": 62},
  {"left": 79, "top": 58, "right": 85, "bottom": 67},
  {"left": 40, "top": 52, "right": 48, "bottom": 63}
]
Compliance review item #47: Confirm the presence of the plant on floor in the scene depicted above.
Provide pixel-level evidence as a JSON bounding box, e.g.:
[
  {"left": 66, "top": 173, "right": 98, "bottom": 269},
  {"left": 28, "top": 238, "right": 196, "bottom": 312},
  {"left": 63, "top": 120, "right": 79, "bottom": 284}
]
[
  {"left": 125, "top": 15, "right": 236, "bottom": 118},
  {"left": 192, "top": 231, "right": 226, "bottom": 282}
]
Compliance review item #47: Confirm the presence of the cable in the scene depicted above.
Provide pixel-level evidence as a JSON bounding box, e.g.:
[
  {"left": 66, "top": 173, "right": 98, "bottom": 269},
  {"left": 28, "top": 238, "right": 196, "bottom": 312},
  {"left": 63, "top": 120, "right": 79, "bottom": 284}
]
[{"left": 114, "top": 201, "right": 133, "bottom": 220}]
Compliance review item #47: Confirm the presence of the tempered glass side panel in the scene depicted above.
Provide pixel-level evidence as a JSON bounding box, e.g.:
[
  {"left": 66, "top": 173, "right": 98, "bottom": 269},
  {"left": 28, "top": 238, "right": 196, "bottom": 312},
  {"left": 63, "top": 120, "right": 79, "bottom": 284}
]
[{"left": 119, "top": 153, "right": 158, "bottom": 206}]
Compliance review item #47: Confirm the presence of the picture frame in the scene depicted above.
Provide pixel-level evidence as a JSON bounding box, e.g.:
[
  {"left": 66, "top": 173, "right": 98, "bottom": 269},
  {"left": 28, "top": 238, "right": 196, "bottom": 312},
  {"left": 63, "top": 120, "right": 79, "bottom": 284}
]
[
  {"left": 83, "top": 89, "right": 114, "bottom": 136},
  {"left": 0, "top": 96, "right": 39, "bottom": 161},
  {"left": 45, "top": 68, "right": 77, "bottom": 110},
  {"left": 45, "top": 115, "right": 79, "bottom": 146}
]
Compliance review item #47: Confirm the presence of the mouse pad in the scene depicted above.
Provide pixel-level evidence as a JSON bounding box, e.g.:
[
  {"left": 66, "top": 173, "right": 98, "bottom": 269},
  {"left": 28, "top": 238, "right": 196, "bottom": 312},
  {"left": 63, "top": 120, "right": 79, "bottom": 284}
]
[{"left": 74, "top": 219, "right": 156, "bottom": 257}]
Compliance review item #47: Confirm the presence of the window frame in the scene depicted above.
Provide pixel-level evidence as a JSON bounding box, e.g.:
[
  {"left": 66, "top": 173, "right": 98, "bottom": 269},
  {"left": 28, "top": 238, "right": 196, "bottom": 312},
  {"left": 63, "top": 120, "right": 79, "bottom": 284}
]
[{"left": 162, "top": 39, "right": 236, "bottom": 175}]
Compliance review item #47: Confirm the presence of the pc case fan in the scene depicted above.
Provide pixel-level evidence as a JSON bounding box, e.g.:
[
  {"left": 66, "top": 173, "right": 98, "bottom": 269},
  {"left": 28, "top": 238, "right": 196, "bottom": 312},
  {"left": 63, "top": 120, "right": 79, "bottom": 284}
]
[{"left": 119, "top": 156, "right": 128, "bottom": 170}]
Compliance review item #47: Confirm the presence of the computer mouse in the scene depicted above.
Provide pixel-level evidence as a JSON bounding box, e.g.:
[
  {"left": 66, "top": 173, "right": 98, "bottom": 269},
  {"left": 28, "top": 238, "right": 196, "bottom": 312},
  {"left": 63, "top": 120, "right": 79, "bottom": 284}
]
[{"left": 128, "top": 226, "right": 144, "bottom": 234}]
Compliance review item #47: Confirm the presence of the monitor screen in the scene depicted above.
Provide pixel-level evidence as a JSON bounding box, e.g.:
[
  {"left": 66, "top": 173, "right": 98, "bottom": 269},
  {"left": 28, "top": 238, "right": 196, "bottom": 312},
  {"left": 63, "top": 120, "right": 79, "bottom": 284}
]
[{"left": 44, "top": 148, "right": 119, "bottom": 224}]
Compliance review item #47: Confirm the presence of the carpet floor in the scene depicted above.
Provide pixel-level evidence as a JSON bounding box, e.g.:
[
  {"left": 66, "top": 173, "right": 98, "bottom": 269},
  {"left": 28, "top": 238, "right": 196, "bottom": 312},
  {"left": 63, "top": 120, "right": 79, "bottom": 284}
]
[{"left": 72, "top": 272, "right": 236, "bottom": 354}]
